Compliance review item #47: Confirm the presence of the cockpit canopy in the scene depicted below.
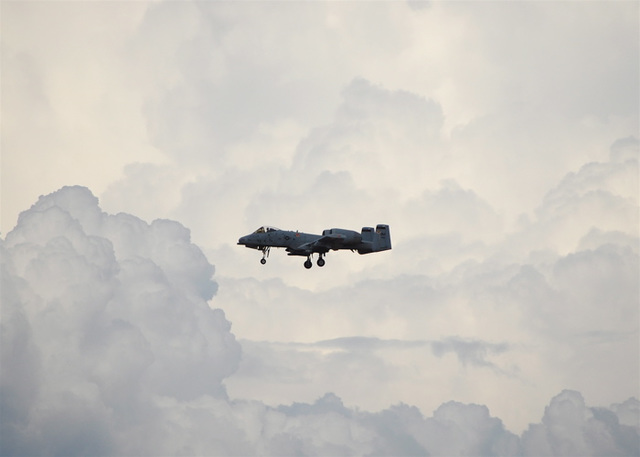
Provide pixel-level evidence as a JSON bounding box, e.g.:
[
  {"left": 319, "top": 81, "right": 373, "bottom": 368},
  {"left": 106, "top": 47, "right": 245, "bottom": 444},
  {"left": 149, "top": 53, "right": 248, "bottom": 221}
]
[{"left": 253, "top": 226, "right": 280, "bottom": 234}]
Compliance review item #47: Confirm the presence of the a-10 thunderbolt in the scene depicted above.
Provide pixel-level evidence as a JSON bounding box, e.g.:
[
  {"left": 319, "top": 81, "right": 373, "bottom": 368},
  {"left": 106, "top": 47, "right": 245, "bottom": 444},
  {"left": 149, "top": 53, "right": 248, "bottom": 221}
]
[{"left": 238, "top": 224, "right": 391, "bottom": 269}]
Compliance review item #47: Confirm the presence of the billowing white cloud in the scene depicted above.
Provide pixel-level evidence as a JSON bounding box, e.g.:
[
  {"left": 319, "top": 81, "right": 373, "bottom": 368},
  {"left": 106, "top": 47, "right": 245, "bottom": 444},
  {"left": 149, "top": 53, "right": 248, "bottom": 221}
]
[
  {"left": 2, "top": 187, "right": 638, "bottom": 455},
  {"left": 1, "top": 187, "right": 240, "bottom": 454},
  {"left": 219, "top": 144, "right": 638, "bottom": 431},
  {"left": 3, "top": 1, "right": 639, "bottom": 454},
  {"left": 521, "top": 391, "right": 640, "bottom": 457}
]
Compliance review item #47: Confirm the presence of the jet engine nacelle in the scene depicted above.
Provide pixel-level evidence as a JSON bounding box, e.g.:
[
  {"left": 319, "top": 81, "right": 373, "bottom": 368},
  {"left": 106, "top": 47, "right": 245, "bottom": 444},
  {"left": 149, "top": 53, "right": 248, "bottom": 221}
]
[{"left": 323, "top": 228, "right": 362, "bottom": 245}]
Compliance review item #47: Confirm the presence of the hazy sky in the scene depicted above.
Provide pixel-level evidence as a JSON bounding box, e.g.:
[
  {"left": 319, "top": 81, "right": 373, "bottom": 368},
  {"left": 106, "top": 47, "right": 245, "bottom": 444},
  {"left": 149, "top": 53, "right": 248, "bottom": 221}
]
[{"left": 2, "top": 1, "right": 639, "bottom": 455}]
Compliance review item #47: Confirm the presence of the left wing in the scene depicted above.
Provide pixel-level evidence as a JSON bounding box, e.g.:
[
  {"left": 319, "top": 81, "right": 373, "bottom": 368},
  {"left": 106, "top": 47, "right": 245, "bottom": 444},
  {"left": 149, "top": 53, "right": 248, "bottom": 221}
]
[{"left": 286, "top": 234, "right": 348, "bottom": 256}]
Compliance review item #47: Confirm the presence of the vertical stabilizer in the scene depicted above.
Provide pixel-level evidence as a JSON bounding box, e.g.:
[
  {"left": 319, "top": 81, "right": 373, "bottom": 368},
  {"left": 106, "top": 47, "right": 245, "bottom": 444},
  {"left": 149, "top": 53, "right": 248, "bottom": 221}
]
[
  {"left": 375, "top": 224, "right": 391, "bottom": 251},
  {"left": 358, "top": 224, "right": 391, "bottom": 254}
]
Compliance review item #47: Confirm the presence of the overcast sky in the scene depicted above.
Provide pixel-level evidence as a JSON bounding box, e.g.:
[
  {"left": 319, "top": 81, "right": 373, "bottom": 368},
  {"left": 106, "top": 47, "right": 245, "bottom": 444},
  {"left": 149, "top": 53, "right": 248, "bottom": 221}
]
[{"left": 2, "top": 1, "right": 639, "bottom": 455}]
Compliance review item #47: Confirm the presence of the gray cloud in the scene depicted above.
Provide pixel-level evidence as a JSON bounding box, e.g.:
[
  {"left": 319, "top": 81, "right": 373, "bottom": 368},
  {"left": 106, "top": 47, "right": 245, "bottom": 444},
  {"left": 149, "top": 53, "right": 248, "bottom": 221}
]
[
  {"left": 218, "top": 148, "right": 638, "bottom": 428},
  {"left": 313, "top": 336, "right": 511, "bottom": 372},
  {"left": 1, "top": 187, "right": 240, "bottom": 454},
  {"left": 430, "top": 337, "right": 509, "bottom": 369},
  {"left": 3, "top": 1, "right": 639, "bottom": 454},
  {"left": 521, "top": 391, "right": 639, "bottom": 457},
  {"left": 2, "top": 187, "right": 639, "bottom": 455}
]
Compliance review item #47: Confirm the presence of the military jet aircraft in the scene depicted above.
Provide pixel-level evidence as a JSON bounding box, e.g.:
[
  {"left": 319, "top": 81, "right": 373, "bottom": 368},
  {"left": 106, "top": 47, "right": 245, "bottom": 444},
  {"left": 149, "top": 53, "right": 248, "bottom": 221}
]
[{"left": 238, "top": 224, "right": 391, "bottom": 269}]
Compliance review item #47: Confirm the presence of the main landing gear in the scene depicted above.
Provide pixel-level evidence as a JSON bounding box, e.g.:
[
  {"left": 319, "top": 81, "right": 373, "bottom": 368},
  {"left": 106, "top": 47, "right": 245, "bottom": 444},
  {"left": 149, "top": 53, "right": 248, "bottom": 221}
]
[{"left": 304, "top": 254, "right": 326, "bottom": 269}]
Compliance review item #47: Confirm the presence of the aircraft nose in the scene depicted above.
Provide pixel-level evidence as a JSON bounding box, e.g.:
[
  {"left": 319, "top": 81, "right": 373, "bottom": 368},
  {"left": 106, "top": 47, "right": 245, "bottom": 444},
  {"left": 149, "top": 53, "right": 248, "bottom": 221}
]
[{"left": 238, "top": 235, "right": 248, "bottom": 245}]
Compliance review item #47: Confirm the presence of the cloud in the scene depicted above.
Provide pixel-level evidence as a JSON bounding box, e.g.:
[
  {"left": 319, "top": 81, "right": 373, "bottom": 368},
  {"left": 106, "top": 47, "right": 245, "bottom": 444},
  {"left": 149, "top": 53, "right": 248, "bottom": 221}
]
[
  {"left": 216, "top": 145, "right": 638, "bottom": 431},
  {"left": 504, "top": 138, "right": 638, "bottom": 259},
  {"left": 3, "top": 1, "right": 638, "bottom": 454},
  {"left": 1, "top": 186, "right": 240, "bottom": 454},
  {"left": 4, "top": 1, "right": 638, "bottom": 237},
  {"left": 521, "top": 391, "right": 640, "bottom": 457},
  {"left": 1, "top": 1, "right": 162, "bottom": 235},
  {"left": 285, "top": 78, "right": 445, "bottom": 202},
  {"left": 2, "top": 187, "right": 639, "bottom": 455},
  {"left": 430, "top": 337, "right": 509, "bottom": 370}
]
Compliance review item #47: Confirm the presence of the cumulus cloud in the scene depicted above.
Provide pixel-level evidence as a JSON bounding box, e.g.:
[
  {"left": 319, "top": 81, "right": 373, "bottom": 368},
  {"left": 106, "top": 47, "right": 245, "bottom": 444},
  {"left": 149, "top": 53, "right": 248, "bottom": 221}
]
[
  {"left": 1, "top": 186, "right": 240, "bottom": 454},
  {"left": 2, "top": 187, "right": 638, "bottom": 455},
  {"left": 3, "top": 1, "right": 639, "bottom": 455},
  {"left": 521, "top": 391, "right": 640, "bottom": 457},
  {"left": 4, "top": 1, "right": 638, "bottom": 236},
  {"left": 218, "top": 142, "right": 638, "bottom": 432}
]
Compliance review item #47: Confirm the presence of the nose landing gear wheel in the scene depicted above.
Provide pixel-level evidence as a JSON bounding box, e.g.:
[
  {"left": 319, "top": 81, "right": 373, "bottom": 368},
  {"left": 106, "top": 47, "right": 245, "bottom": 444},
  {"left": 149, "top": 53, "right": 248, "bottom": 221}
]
[
  {"left": 304, "top": 259, "right": 313, "bottom": 269},
  {"left": 260, "top": 246, "right": 270, "bottom": 265}
]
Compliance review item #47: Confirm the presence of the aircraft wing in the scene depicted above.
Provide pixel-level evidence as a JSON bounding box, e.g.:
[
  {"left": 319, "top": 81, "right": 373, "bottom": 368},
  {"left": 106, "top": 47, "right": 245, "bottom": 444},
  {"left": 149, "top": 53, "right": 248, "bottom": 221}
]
[{"left": 293, "top": 234, "right": 349, "bottom": 254}]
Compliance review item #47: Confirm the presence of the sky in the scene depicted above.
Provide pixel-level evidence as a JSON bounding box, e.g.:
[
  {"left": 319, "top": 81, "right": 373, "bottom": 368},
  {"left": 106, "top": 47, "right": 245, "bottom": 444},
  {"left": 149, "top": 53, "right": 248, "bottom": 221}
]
[{"left": 1, "top": 1, "right": 639, "bottom": 455}]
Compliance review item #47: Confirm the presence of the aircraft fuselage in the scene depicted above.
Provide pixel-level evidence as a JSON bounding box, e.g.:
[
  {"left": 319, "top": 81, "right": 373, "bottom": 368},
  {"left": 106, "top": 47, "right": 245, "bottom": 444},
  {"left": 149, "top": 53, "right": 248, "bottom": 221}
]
[{"left": 237, "top": 225, "right": 391, "bottom": 268}]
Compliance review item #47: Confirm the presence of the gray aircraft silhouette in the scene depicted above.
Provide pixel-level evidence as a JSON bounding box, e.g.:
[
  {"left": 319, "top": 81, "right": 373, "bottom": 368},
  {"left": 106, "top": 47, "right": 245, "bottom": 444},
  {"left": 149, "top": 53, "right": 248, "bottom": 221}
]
[{"left": 238, "top": 224, "right": 391, "bottom": 269}]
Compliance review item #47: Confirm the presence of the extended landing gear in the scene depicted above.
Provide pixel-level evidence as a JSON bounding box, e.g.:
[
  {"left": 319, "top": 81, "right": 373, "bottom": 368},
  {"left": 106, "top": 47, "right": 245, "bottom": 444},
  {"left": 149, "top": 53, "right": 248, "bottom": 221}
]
[
  {"left": 303, "top": 254, "right": 326, "bottom": 269},
  {"left": 260, "top": 247, "right": 270, "bottom": 265}
]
